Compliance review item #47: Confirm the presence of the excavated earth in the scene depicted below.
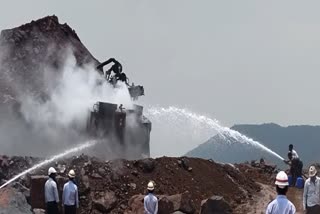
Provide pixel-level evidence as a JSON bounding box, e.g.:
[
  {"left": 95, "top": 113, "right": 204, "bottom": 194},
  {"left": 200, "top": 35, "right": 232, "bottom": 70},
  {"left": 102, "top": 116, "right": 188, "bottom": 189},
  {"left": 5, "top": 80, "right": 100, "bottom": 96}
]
[{"left": 0, "top": 155, "right": 279, "bottom": 214}]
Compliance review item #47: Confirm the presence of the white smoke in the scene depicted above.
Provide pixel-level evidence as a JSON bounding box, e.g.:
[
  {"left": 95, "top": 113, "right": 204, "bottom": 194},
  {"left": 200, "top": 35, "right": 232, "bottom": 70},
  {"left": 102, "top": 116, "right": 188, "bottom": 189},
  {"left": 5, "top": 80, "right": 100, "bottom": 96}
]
[
  {"left": 0, "top": 49, "right": 135, "bottom": 157},
  {"left": 20, "top": 53, "right": 133, "bottom": 129}
]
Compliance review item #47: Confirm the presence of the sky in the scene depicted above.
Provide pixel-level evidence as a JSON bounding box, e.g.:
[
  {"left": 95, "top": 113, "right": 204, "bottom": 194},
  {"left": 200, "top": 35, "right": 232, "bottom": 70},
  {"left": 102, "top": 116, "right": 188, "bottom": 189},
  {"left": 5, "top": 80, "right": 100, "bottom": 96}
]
[{"left": 1, "top": 1, "right": 320, "bottom": 156}]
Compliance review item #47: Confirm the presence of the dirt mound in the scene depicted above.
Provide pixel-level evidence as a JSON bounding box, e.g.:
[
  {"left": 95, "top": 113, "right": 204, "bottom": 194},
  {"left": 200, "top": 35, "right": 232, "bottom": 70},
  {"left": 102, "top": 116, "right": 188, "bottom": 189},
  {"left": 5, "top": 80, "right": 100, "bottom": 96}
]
[
  {"left": 0, "top": 15, "right": 99, "bottom": 105},
  {"left": 0, "top": 155, "right": 268, "bottom": 213}
]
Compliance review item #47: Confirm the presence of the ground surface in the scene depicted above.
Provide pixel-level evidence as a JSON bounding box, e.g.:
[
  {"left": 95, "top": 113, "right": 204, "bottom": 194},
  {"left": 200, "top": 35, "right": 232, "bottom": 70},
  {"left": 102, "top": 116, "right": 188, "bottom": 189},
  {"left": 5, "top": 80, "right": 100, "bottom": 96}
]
[
  {"left": 0, "top": 155, "right": 277, "bottom": 213},
  {"left": 287, "top": 188, "right": 304, "bottom": 213}
]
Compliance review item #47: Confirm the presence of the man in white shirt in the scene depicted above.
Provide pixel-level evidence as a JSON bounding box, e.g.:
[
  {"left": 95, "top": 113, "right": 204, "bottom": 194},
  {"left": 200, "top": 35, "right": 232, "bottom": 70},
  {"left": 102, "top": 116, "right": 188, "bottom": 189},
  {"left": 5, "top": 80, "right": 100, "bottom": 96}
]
[
  {"left": 286, "top": 144, "right": 303, "bottom": 186},
  {"left": 266, "top": 171, "right": 296, "bottom": 214},
  {"left": 45, "top": 167, "right": 59, "bottom": 214},
  {"left": 289, "top": 144, "right": 299, "bottom": 159},
  {"left": 62, "top": 169, "right": 79, "bottom": 214},
  {"left": 144, "top": 181, "right": 158, "bottom": 214},
  {"left": 303, "top": 166, "right": 320, "bottom": 214}
]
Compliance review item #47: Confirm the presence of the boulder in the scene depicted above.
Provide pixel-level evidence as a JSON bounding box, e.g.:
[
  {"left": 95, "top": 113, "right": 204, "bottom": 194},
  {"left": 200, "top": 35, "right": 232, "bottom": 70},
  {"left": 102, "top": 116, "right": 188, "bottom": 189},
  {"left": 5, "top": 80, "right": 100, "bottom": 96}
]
[
  {"left": 140, "top": 158, "right": 155, "bottom": 173},
  {"left": 0, "top": 187, "right": 32, "bottom": 214},
  {"left": 92, "top": 191, "right": 117, "bottom": 213},
  {"left": 125, "top": 194, "right": 145, "bottom": 214},
  {"left": 167, "top": 192, "right": 195, "bottom": 214},
  {"left": 158, "top": 196, "right": 175, "bottom": 214},
  {"left": 200, "top": 195, "right": 232, "bottom": 214}
]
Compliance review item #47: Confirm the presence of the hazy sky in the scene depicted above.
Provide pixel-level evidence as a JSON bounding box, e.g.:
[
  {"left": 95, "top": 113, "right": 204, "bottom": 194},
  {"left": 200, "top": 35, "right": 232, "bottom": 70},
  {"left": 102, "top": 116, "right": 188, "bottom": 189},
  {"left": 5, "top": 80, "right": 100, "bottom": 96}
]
[{"left": 1, "top": 1, "right": 320, "bottom": 156}]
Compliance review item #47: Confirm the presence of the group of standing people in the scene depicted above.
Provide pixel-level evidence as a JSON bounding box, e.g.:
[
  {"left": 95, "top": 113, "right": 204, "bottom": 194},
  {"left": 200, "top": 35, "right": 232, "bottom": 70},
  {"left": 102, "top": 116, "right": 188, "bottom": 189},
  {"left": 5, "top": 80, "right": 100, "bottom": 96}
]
[
  {"left": 266, "top": 144, "right": 320, "bottom": 214},
  {"left": 45, "top": 167, "right": 79, "bottom": 214},
  {"left": 266, "top": 165, "right": 320, "bottom": 214},
  {"left": 44, "top": 166, "right": 158, "bottom": 214}
]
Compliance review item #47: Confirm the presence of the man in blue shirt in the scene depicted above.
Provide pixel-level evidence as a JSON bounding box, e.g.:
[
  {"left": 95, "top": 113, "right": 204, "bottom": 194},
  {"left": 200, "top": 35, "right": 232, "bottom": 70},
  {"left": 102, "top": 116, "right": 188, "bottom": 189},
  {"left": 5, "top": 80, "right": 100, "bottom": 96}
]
[
  {"left": 266, "top": 171, "right": 296, "bottom": 214},
  {"left": 62, "top": 169, "right": 79, "bottom": 214},
  {"left": 45, "top": 167, "right": 59, "bottom": 214},
  {"left": 144, "top": 181, "right": 158, "bottom": 214}
]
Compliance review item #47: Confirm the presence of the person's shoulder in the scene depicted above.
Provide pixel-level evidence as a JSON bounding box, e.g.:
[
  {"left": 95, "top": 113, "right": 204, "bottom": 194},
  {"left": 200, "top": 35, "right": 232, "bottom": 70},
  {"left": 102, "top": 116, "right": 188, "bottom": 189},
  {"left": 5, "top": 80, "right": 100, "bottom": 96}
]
[
  {"left": 288, "top": 200, "right": 296, "bottom": 210},
  {"left": 73, "top": 182, "right": 78, "bottom": 189},
  {"left": 267, "top": 198, "right": 276, "bottom": 206},
  {"left": 266, "top": 199, "right": 276, "bottom": 211},
  {"left": 45, "top": 179, "right": 53, "bottom": 185}
]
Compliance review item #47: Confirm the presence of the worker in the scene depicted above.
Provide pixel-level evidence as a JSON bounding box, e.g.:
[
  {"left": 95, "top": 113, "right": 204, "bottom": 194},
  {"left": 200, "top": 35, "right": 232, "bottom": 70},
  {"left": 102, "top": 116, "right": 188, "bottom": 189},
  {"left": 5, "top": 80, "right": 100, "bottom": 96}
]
[
  {"left": 303, "top": 166, "right": 320, "bottom": 213},
  {"left": 144, "top": 181, "right": 158, "bottom": 214},
  {"left": 285, "top": 151, "right": 298, "bottom": 186},
  {"left": 62, "top": 169, "right": 79, "bottom": 214},
  {"left": 290, "top": 144, "right": 304, "bottom": 180},
  {"left": 285, "top": 145, "right": 303, "bottom": 186},
  {"left": 266, "top": 171, "right": 296, "bottom": 214},
  {"left": 45, "top": 167, "right": 59, "bottom": 214},
  {"left": 289, "top": 144, "right": 299, "bottom": 159}
]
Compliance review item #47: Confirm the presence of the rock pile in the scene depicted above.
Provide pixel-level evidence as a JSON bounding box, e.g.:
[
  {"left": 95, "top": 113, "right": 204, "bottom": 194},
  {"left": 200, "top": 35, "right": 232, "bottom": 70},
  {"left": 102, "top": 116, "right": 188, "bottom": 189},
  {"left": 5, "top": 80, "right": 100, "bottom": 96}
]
[
  {"left": 0, "top": 15, "right": 99, "bottom": 106},
  {"left": 0, "top": 155, "right": 269, "bottom": 213}
]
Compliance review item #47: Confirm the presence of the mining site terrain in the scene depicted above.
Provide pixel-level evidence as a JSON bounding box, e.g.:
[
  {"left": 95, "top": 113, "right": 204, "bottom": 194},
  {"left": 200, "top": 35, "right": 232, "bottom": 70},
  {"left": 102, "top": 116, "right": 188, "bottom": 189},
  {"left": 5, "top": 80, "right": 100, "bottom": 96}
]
[
  {"left": 0, "top": 155, "right": 297, "bottom": 214},
  {"left": 0, "top": 16, "right": 306, "bottom": 214}
]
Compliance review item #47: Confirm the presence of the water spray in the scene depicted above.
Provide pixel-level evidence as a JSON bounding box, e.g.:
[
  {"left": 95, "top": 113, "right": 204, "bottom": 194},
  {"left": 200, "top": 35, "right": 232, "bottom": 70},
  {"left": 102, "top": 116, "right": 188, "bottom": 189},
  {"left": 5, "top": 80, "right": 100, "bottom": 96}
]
[
  {"left": 146, "top": 106, "right": 284, "bottom": 161},
  {"left": 0, "top": 140, "right": 97, "bottom": 190}
]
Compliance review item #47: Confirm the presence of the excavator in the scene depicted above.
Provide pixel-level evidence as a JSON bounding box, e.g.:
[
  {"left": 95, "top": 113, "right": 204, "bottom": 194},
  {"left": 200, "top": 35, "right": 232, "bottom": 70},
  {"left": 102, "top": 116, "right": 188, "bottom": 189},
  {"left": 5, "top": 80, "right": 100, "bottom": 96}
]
[
  {"left": 86, "top": 58, "right": 151, "bottom": 159},
  {"left": 96, "top": 58, "right": 144, "bottom": 100}
]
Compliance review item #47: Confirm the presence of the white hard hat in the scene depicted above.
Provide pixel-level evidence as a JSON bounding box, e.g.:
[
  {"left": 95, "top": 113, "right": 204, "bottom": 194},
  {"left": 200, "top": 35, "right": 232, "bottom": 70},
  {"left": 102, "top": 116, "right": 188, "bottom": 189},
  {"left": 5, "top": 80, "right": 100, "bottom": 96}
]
[
  {"left": 309, "top": 166, "right": 317, "bottom": 177},
  {"left": 48, "top": 167, "right": 57, "bottom": 176},
  {"left": 68, "top": 169, "right": 76, "bottom": 178},
  {"left": 275, "top": 171, "right": 289, "bottom": 188},
  {"left": 147, "top": 181, "right": 155, "bottom": 191}
]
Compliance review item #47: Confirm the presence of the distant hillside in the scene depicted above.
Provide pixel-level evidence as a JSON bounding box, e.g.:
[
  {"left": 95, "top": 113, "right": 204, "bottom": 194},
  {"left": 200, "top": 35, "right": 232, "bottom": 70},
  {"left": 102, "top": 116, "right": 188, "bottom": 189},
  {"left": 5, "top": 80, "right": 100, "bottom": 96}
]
[{"left": 186, "top": 123, "right": 320, "bottom": 166}]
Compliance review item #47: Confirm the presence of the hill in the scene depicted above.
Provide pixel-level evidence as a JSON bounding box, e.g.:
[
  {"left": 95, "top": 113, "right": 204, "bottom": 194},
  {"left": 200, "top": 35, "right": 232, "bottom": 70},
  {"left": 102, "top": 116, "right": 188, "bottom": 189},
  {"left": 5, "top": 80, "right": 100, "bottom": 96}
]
[
  {"left": 186, "top": 123, "right": 320, "bottom": 166},
  {"left": 0, "top": 15, "right": 99, "bottom": 107}
]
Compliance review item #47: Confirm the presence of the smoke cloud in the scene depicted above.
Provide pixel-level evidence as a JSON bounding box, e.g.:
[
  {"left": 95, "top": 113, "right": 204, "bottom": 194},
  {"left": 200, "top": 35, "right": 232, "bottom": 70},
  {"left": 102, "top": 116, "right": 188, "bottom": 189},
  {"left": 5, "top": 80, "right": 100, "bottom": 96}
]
[{"left": 0, "top": 48, "right": 136, "bottom": 158}]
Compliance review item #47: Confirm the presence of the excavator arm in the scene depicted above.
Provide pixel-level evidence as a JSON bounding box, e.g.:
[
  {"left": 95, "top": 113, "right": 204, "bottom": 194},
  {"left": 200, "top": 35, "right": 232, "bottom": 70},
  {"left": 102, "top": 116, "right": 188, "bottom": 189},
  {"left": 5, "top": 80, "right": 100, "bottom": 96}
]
[{"left": 96, "top": 58, "right": 118, "bottom": 72}]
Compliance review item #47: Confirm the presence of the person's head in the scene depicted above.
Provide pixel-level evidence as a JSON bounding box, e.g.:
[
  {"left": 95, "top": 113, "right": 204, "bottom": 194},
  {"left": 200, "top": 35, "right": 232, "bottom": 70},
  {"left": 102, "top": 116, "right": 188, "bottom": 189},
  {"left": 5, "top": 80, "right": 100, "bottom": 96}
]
[
  {"left": 309, "top": 166, "right": 317, "bottom": 180},
  {"left": 147, "top": 181, "right": 155, "bottom": 194},
  {"left": 48, "top": 167, "right": 57, "bottom": 179},
  {"left": 289, "top": 144, "right": 293, "bottom": 151},
  {"left": 68, "top": 169, "right": 76, "bottom": 180},
  {"left": 276, "top": 185, "right": 288, "bottom": 195},
  {"left": 287, "top": 151, "right": 292, "bottom": 160},
  {"left": 275, "top": 171, "right": 289, "bottom": 195}
]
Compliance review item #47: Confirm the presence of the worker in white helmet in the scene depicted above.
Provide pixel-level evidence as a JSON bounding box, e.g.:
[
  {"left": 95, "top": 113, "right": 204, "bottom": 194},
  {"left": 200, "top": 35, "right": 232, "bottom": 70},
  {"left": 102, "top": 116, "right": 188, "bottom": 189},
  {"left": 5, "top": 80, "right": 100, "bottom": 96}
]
[
  {"left": 144, "top": 181, "right": 158, "bottom": 214},
  {"left": 45, "top": 167, "right": 59, "bottom": 214},
  {"left": 62, "top": 169, "right": 79, "bottom": 214},
  {"left": 303, "top": 166, "right": 320, "bottom": 213},
  {"left": 266, "top": 171, "right": 296, "bottom": 214}
]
